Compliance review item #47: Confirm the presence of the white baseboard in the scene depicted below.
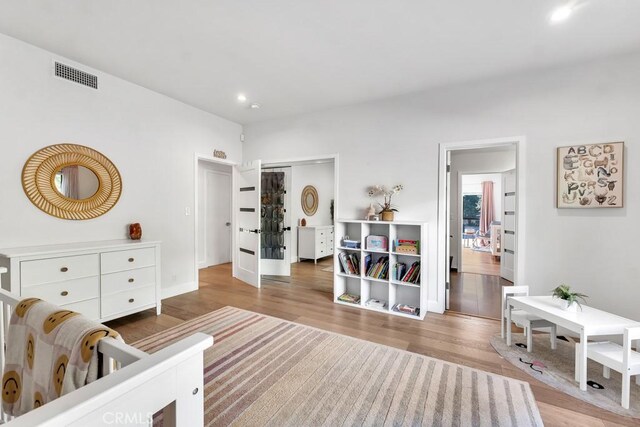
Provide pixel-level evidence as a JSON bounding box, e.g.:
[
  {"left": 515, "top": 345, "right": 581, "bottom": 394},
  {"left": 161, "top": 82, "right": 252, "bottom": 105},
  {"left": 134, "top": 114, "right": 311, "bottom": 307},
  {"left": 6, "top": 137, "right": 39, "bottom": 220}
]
[{"left": 161, "top": 281, "right": 197, "bottom": 300}]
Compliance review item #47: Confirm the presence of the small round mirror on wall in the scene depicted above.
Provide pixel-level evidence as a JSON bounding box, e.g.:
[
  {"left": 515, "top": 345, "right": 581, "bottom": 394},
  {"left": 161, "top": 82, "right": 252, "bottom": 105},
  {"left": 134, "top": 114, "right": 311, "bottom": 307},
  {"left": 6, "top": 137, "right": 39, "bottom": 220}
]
[
  {"left": 22, "top": 144, "right": 122, "bottom": 220},
  {"left": 53, "top": 165, "right": 100, "bottom": 200},
  {"left": 301, "top": 185, "right": 319, "bottom": 216}
]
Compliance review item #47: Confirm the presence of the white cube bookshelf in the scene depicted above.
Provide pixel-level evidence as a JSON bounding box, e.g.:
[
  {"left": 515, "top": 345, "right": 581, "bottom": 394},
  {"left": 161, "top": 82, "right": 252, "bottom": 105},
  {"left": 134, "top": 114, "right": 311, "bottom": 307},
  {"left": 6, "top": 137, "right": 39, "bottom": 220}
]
[{"left": 334, "top": 219, "right": 428, "bottom": 320}]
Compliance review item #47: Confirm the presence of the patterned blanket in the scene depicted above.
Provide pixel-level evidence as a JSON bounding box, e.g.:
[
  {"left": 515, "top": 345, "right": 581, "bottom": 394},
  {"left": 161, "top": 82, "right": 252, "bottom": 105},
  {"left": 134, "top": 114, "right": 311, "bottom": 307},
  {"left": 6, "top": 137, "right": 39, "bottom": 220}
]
[{"left": 2, "top": 298, "right": 122, "bottom": 416}]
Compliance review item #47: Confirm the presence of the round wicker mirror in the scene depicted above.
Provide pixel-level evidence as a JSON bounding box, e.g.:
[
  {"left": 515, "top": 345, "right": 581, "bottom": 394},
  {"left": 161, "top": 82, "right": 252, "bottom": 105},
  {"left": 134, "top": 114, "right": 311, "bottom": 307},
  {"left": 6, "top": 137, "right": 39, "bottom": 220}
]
[
  {"left": 22, "top": 144, "right": 122, "bottom": 220},
  {"left": 301, "top": 185, "right": 319, "bottom": 216}
]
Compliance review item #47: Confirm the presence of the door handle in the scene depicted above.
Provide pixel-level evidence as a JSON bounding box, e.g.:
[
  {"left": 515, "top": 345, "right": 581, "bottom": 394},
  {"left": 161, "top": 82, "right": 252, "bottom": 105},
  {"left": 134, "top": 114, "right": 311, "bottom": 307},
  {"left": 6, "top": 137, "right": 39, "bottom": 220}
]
[
  {"left": 284, "top": 226, "right": 291, "bottom": 231},
  {"left": 239, "top": 228, "right": 261, "bottom": 234}
]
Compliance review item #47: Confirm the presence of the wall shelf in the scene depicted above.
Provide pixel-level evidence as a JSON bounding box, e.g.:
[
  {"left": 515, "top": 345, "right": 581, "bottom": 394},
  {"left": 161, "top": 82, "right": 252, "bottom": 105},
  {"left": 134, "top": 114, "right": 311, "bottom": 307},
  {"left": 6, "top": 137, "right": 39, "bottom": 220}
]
[{"left": 333, "top": 220, "right": 427, "bottom": 320}]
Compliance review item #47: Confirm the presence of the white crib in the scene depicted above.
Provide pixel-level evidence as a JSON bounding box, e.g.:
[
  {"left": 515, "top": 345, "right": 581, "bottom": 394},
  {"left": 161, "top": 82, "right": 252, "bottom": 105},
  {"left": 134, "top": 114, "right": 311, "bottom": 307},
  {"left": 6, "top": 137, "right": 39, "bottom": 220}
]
[{"left": 0, "top": 267, "right": 213, "bottom": 426}]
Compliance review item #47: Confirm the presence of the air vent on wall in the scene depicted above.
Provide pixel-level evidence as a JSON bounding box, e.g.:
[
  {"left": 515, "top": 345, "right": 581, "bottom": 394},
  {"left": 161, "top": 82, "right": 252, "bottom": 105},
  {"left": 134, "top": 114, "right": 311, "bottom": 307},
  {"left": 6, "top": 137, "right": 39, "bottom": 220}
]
[{"left": 54, "top": 62, "right": 98, "bottom": 89}]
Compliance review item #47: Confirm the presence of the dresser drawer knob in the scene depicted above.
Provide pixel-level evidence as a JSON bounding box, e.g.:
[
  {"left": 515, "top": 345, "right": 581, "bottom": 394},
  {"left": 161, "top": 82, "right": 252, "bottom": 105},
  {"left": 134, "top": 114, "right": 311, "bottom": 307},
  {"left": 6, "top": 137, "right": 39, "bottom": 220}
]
[
  {"left": 128, "top": 258, "right": 135, "bottom": 263},
  {"left": 60, "top": 267, "right": 68, "bottom": 272},
  {"left": 61, "top": 291, "right": 69, "bottom": 296},
  {"left": 128, "top": 278, "right": 135, "bottom": 283},
  {"left": 128, "top": 298, "right": 135, "bottom": 303}
]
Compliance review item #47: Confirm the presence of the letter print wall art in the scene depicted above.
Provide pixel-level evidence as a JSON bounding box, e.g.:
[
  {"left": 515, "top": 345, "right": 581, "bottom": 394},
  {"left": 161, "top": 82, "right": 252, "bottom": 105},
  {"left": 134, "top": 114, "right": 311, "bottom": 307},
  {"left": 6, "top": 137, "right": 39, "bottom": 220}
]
[{"left": 557, "top": 142, "right": 624, "bottom": 208}]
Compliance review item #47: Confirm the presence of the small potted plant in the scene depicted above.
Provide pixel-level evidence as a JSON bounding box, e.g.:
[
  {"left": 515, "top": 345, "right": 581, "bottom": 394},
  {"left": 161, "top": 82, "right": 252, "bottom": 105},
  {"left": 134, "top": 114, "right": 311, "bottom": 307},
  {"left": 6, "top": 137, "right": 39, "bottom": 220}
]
[
  {"left": 367, "top": 184, "right": 403, "bottom": 221},
  {"left": 551, "top": 284, "right": 588, "bottom": 311}
]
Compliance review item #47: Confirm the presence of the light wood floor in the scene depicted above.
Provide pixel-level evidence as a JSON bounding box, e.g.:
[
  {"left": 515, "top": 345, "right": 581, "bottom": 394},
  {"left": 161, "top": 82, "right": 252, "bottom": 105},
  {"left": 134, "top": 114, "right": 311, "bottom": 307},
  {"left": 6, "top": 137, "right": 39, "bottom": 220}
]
[
  {"left": 460, "top": 246, "right": 501, "bottom": 276},
  {"left": 106, "top": 260, "right": 637, "bottom": 427}
]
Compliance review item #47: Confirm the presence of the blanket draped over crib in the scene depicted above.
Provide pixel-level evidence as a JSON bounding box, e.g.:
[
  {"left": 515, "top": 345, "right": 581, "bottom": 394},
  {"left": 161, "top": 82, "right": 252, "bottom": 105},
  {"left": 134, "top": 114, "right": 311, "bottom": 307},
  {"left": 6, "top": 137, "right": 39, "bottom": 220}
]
[{"left": 2, "top": 298, "right": 122, "bottom": 416}]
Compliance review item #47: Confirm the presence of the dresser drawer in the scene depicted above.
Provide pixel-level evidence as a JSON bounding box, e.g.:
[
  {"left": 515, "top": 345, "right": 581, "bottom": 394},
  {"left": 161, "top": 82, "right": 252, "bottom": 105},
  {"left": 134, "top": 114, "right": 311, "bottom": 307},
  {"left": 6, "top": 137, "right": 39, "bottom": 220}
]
[
  {"left": 21, "top": 276, "right": 99, "bottom": 306},
  {"left": 101, "top": 286, "right": 156, "bottom": 318},
  {"left": 21, "top": 254, "right": 99, "bottom": 287},
  {"left": 61, "top": 298, "right": 100, "bottom": 321},
  {"left": 101, "top": 248, "right": 155, "bottom": 274},
  {"left": 101, "top": 266, "right": 156, "bottom": 296}
]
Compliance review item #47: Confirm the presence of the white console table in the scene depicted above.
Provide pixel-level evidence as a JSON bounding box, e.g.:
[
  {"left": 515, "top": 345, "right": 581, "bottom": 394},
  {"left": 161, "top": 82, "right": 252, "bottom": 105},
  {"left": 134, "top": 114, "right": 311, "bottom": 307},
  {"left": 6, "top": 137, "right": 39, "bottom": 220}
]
[{"left": 0, "top": 240, "right": 161, "bottom": 322}]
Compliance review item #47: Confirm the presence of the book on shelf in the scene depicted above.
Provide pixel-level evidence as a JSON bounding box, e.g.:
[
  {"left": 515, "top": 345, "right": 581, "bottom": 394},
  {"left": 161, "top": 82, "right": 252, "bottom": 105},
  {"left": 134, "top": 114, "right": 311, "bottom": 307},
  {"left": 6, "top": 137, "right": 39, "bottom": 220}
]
[
  {"left": 399, "top": 261, "right": 420, "bottom": 284},
  {"left": 366, "top": 256, "right": 389, "bottom": 280},
  {"left": 365, "top": 298, "right": 387, "bottom": 309},
  {"left": 349, "top": 253, "right": 360, "bottom": 275},
  {"left": 338, "top": 293, "right": 361, "bottom": 304},
  {"left": 338, "top": 252, "right": 360, "bottom": 275},
  {"left": 394, "top": 262, "right": 406, "bottom": 281},
  {"left": 364, "top": 254, "right": 372, "bottom": 274},
  {"left": 392, "top": 303, "right": 420, "bottom": 316}
]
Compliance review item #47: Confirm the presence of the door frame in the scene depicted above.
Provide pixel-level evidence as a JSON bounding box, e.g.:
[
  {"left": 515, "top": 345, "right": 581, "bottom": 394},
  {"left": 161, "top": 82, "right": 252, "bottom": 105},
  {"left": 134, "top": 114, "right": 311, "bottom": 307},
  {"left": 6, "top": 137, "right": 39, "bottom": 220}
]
[
  {"left": 201, "top": 169, "right": 232, "bottom": 268},
  {"left": 261, "top": 152, "right": 340, "bottom": 229},
  {"left": 194, "top": 153, "right": 339, "bottom": 289},
  {"left": 437, "top": 136, "right": 526, "bottom": 314},
  {"left": 194, "top": 154, "right": 236, "bottom": 289}
]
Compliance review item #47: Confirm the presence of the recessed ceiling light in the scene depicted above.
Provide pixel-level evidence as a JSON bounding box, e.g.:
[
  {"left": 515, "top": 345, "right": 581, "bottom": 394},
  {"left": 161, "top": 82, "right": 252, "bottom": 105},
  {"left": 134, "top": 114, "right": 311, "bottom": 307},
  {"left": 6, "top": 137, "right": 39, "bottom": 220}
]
[
  {"left": 237, "top": 93, "right": 247, "bottom": 103},
  {"left": 249, "top": 103, "right": 261, "bottom": 109},
  {"left": 550, "top": 5, "right": 573, "bottom": 23}
]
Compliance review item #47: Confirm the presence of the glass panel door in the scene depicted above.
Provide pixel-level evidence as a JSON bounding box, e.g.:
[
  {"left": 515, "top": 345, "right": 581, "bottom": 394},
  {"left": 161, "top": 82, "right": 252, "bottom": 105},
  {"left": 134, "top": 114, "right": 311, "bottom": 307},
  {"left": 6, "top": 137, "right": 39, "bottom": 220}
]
[{"left": 260, "top": 169, "right": 291, "bottom": 277}]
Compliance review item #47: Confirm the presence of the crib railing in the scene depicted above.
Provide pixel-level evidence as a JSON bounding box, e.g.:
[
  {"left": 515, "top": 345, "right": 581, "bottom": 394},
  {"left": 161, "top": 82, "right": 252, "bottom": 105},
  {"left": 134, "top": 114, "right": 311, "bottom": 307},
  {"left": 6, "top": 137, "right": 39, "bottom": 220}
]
[{"left": 0, "top": 276, "right": 213, "bottom": 426}]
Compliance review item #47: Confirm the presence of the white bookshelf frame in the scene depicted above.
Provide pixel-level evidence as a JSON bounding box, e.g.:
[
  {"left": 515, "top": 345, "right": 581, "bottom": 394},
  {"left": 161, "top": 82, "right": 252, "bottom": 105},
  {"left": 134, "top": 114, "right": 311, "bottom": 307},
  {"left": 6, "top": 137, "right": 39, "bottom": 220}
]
[{"left": 333, "top": 220, "right": 428, "bottom": 320}]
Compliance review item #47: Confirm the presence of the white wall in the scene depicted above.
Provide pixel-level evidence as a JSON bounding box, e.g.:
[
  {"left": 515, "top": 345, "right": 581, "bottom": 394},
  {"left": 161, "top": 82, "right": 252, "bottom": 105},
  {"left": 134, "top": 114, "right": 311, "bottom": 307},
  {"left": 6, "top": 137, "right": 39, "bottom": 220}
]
[
  {"left": 244, "top": 51, "right": 640, "bottom": 320},
  {"left": 0, "top": 34, "right": 242, "bottom": 298},
  {"left": 289, "top": 162, "right": 334, "bottom": 262},
  {"left": 450, "top": 149, "right": 515, "bottom": 268}
]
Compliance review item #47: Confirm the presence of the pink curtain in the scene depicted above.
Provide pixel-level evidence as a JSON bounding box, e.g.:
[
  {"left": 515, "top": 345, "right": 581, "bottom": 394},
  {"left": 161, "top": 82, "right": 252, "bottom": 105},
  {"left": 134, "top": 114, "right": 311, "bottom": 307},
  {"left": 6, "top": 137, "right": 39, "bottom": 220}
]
[{"left": 479, "top": 181, "right": 494, "bottom": 243}]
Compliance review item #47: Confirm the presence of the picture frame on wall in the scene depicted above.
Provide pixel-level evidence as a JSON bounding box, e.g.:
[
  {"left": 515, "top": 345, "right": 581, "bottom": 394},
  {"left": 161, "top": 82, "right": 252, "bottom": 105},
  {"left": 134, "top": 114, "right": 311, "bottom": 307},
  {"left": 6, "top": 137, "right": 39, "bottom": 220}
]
[{"left": 556, "top": 142, "right": 624, "bottom": 208}]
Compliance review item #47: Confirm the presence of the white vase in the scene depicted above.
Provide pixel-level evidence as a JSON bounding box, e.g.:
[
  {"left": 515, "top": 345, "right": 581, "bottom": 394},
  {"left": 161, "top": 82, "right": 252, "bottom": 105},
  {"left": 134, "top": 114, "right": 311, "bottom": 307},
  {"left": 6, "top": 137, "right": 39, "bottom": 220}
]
[{"left": 560, "top": 300, "right": 578, "bottom": 312}]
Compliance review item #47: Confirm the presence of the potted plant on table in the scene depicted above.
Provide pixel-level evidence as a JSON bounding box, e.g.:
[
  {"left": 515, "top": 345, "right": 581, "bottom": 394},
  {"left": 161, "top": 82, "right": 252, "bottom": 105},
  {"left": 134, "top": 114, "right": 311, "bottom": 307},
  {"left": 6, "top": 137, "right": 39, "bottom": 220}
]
[
  {"left": 551, "top": 284, "right": 588, "bottom": 311},
  {"left": 367, "top": 184, "right": 403, "bottom": 221}
]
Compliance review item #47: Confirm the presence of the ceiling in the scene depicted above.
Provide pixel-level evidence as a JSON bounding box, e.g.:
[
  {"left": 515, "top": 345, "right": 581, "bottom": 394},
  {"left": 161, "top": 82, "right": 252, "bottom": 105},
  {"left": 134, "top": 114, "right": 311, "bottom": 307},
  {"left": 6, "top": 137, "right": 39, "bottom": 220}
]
[{"left": 1, "top": 1, "right": 640, "bottom": 124}]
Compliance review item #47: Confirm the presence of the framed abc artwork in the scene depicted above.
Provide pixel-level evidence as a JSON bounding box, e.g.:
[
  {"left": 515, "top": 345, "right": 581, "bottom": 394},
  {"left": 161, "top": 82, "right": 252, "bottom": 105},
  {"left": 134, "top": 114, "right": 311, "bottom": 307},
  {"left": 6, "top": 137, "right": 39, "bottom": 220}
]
[{"left": 557, "top": 142, "right": 624, "bottom": 208}]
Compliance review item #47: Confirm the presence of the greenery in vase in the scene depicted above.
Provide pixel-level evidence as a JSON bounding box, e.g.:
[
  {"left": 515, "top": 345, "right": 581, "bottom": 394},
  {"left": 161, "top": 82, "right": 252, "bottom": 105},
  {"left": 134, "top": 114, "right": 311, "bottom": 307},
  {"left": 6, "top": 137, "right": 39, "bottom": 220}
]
[
  {"left": 367, "top": 184, "right": 403, "bottom": 213},
  {"left": 551, "top": 285, "right": 588, "bottom": 309}
]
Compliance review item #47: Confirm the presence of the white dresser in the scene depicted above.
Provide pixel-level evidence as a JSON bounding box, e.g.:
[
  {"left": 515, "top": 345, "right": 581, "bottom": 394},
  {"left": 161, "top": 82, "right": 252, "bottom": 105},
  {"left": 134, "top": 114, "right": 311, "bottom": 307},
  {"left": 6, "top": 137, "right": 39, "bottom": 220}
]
[
  {"left": 298, "top": 225, "right": 334, "bottom": 263},
  {"left": 0, "top": 240, "right": 161, "bottom": 322}
]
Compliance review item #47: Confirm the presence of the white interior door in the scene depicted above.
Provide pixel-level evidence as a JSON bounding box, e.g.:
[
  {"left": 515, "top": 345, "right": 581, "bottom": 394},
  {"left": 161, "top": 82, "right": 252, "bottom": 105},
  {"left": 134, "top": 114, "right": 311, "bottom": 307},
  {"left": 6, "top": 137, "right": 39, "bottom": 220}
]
[
  {"left": 205, "top": 171, "right": 231, "bottom": 266},
  {"left": 260, "top": 168, "right": 291, "bottom": 277},
  {"left": 501, "top": 169, "right": 516, "bottom": 282},
  {"left": 233, "top": 160, "right": 261, "bottom": 288}
]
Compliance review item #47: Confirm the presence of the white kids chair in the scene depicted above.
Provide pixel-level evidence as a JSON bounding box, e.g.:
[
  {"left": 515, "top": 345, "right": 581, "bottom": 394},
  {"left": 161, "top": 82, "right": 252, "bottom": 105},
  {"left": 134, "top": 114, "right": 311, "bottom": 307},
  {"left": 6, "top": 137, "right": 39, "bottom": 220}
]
[{"left": 501, "top": 286, "right": 557, "bottom": 352}]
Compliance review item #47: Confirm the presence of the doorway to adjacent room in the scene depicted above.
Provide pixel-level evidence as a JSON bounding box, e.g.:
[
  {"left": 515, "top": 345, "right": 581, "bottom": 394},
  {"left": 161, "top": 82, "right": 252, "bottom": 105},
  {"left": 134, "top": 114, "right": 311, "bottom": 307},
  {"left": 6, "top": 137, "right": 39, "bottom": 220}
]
[
  {"left": 439, "top": 140, "right": 521, "bottom": 319},
  {"left": 196, "top": 154, "right": 338, "bottom": 293}
]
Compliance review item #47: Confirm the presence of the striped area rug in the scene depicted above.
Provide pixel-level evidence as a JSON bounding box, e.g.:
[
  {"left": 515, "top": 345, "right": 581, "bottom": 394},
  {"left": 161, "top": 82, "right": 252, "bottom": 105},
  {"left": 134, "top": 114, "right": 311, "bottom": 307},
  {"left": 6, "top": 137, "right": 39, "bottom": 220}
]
[{"left": 133, "top": 307, "right": 543, "bottom": 426}]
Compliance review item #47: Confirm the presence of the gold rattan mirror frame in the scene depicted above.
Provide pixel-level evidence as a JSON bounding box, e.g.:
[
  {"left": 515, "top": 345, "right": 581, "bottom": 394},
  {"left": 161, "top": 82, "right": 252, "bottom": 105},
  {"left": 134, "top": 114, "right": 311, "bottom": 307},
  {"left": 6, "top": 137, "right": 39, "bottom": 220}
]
[
  {"left": 22, "top": 144, "right": 122, "bottom": 220},
  {"left": 301, "top": 185, "right": 319, "bottom": 216}
]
